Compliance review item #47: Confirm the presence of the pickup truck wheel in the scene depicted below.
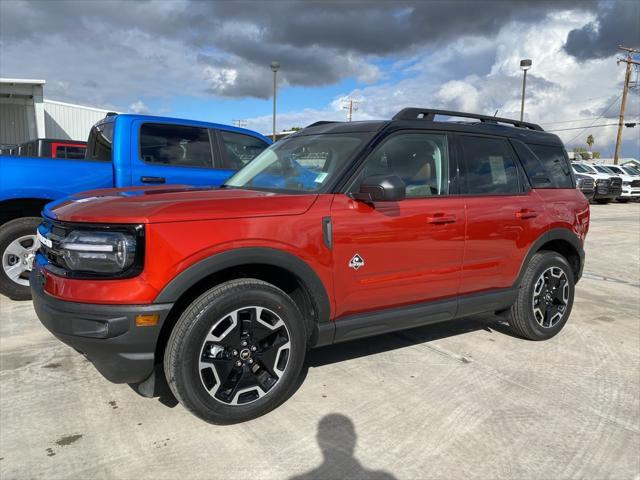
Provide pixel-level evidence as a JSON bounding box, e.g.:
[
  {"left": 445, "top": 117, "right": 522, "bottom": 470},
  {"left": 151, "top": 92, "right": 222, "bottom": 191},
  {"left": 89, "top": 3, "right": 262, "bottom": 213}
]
[
  {"left": 164, "top": 279, "right": 306, "bottom": 424},
  {"left": 508, "top": 251, "right": 575, "bottom": 341},
  {"left": 0, "top": 217, "right": 41, "bottom": 301}
]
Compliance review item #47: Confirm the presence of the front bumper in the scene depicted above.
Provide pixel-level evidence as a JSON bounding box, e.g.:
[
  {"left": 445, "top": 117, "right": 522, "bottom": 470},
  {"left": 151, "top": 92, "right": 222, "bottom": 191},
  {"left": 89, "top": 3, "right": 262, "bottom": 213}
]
[{"left": 31, "top": 268, "right": 173, "bottom": 384}]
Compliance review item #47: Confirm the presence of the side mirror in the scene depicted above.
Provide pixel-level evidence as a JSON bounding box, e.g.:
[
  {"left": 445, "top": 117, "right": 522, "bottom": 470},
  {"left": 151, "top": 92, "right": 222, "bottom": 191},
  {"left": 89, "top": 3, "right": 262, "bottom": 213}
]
[{"left": 353, "top": 174, "right": 406, "bottom": 202}]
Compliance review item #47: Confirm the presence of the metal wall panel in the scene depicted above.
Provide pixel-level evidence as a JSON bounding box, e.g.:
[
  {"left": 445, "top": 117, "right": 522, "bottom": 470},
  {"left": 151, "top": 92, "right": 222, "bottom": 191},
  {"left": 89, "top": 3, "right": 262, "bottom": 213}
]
[
  {"left": 0, "top": 102, "right": 30, "bottom": 145},
  {"left": 43, "top": 101, "right": 111, "bottom": 141}
]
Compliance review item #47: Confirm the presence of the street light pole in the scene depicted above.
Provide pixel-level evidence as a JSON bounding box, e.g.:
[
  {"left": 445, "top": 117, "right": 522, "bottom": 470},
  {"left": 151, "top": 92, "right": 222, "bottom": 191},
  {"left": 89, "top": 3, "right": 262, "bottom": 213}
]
[
  {"left": 271, "top": 61, "right": 280, "bottom": 142},
  {"left": 520, "top": 59, "right": 532, "bottom": 122}
]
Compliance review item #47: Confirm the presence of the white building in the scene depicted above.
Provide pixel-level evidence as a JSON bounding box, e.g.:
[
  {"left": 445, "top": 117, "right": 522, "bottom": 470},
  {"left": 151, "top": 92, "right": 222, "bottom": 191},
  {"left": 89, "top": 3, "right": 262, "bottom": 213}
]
[{"left": 0, "top": 78, "right": 114, "bottom": 145}]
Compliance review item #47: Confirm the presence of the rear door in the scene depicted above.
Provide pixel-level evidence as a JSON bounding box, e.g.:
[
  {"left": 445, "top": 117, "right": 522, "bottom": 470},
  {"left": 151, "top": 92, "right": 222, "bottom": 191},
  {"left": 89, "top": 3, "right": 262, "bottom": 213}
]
[
  {"left": 330, "top": 131, "right": 466, "bottom": 318},
  {"left": 457, "top": 134, "right": 546, "bottom": 295}
]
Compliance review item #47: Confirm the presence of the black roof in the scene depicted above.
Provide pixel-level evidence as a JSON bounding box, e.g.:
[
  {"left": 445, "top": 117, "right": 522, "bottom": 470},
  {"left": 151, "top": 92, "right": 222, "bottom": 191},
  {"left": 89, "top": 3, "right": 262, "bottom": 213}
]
[{"left": 300, "top": 107, "right": 562, "bottom": 145}]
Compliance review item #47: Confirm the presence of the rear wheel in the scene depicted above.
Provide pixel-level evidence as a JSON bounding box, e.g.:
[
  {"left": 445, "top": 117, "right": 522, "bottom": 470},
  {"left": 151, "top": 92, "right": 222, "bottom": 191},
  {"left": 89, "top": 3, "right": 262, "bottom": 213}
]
[
  {"left": 164, "top": 279, "right": 307, "bottom": 424},
  {"left": 0, "top": 217, "right": 40, "bottom": 300},
  {"left": 508, "top": 251, "right": 575, "bottom": 341}
]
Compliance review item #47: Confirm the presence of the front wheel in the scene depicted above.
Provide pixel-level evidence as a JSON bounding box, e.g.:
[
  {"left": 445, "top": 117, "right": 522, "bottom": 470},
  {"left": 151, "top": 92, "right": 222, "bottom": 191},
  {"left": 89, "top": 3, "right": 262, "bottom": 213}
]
[
  {"left": 164, "top": 279, "right": 307, "bottom": 424},
  {"left": 508, "top": 251, "right": 575, "bottom": 341},
  {"left": 0, "top": 217, "right": 41, "bottom": 301}
]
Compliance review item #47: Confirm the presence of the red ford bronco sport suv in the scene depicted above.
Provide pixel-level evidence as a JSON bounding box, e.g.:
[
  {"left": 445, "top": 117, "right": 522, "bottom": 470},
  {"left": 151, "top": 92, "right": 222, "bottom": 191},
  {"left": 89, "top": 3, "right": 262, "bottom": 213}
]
[{"left": 32, "top": 108, "right": 589, "bottom": 424}]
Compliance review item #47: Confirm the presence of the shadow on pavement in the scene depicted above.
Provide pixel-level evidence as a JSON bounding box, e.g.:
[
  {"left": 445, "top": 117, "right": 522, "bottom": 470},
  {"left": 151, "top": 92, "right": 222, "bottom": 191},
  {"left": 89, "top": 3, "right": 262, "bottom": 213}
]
[{"left": 288, "top": 413, "right": 396, "bottom": 480}]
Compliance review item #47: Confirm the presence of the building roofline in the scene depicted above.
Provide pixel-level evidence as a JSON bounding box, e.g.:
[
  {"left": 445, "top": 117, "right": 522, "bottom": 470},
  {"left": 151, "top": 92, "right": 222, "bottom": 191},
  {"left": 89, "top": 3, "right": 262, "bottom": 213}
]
[
  {"left": 44, "top": 98, "right": 116, "bottom": 114},
  {"left": 0, "top": 78, "right": 46, "bottom": 85}
]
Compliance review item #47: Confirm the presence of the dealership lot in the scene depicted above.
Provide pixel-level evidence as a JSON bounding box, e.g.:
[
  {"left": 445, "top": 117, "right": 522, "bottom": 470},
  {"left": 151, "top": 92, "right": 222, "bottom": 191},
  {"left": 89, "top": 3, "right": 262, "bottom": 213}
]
[{"left": 1, "top": 203, "right": 638, "bottom": 480}]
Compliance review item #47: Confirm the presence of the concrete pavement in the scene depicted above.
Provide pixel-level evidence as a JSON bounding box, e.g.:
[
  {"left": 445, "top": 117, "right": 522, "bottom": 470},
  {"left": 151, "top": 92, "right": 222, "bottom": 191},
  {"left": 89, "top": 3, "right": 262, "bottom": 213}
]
[{"left": 1, "top": 203, "right": 638, "bottom": 479}]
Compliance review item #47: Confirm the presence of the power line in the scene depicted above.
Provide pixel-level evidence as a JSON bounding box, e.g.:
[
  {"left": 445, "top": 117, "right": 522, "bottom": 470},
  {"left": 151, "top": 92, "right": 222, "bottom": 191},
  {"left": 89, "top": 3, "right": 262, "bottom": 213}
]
[
  {"left": 341, "top": 98, "right": 361, "bottom": 122},
  {"left": 564, "top": 93, "right": 622, "bottom": 144},
  {"left": 613, "top": 45, "right": 640, "bottom": 164},
  {"left": 548, "top": 123, "right": 619, "bottom": 132}
]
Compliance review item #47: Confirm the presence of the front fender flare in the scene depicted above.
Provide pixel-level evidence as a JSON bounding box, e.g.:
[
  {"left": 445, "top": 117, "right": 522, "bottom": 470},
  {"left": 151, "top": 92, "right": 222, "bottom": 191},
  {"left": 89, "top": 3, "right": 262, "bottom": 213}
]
[{"left": 153, "top": 247, "right": 331, "bottom": 325}]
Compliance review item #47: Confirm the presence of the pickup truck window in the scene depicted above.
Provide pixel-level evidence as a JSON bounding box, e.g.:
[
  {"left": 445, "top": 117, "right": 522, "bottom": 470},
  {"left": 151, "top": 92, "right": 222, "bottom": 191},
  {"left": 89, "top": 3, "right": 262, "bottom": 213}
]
[
  {"left": 220, "top": 131, "right": 269, "bottom": 169},
  {"left": 86, "top": 123, "right": 113, "bottom": 162},
  {"left": 140, "top": 123, "right": 213, "bottom": 168}
]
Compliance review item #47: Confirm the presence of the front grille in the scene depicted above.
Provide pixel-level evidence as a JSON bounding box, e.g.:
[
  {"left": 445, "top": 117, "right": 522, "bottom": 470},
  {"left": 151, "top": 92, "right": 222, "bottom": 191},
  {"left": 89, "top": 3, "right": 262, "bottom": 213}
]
[
  {"left": 610, "top": 177, "right": 622, "bottom": 187},
  {"left": 577, "top": 178, "right": 595, "bottom": 190},
  {"left": 609, "top": 177, "right": 623, "bottom": 195},
  {"left": 595, "top": 178, "right": 610, "bottom": 194},
  {"left": 38, "top": 219, "right": 73, "bottom": 272},
  {"left": 631, "top": 179, "right": 640, "bottom": 188}
]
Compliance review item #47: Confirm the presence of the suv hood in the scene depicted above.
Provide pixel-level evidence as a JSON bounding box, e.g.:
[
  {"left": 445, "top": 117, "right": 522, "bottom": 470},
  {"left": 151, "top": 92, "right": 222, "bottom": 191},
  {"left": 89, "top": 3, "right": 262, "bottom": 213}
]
[{"left": 45, "top": 185, "right": 318, "bottom": 224}]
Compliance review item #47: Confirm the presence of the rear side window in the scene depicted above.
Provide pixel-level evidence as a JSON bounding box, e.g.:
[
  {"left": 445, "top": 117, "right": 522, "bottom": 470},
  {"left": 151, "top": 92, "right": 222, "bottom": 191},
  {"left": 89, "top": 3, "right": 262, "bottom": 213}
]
[
  {"left": 86, "top": 123, "right": 113, "bottom": 162},
  {"left": 525, "top": 144, "right": 573, "bottom": 188},
  {"left": 140, "top": 123, "right": 213, "bottom": 168},
  {"left": 459, "top": 136, "right": 520, "bottom": 195},
  {"left": 55, "top": 146, "right": 86, "bottom": 159},
  {"left": 220, "top": 131, "right": 268, "bottom": 169}
]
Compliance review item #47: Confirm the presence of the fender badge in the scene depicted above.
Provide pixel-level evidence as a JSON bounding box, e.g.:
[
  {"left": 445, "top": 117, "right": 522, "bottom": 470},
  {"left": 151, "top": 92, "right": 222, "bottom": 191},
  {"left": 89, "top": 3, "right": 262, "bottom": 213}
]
[{"left": 348, "top": 253, "right": 365, "bottom": 270}]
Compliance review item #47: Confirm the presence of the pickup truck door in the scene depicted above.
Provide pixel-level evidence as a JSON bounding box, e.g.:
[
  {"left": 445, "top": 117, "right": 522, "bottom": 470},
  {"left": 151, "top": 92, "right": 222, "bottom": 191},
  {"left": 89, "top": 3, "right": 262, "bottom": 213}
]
[
  {"left": 128, "top": 121, "right": 236, "bottom": 187},
  {"left": 330, "top": 131, "right": 465, "bottom": 319}
]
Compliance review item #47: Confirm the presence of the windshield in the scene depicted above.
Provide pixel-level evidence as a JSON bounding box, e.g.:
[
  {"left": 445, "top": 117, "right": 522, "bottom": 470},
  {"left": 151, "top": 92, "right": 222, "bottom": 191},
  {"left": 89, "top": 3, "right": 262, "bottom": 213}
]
[
  {"left": 622, "top": 166, "right": 640, "bottom": 175},
  {"left": 606, "top": 165, "right": 624, "bottom": 174},
  {"left": 224, "top": 133, "right": 368, "bottom": 193},
  {"left": 572, "top": 163, "right": 594, "bottom": 173},
  {"left": 593, "top": 165, "right": 614, "bottom": 174}
]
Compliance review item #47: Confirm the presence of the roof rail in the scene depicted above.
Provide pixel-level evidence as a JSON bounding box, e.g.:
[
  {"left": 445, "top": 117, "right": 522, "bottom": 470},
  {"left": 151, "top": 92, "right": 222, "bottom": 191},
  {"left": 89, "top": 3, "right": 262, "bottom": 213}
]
[
  {"left": 306, "top": 120, "right": 339, "bottom": 128},
  {"left": 392, "top": 108, "right": 544, "bottom": 131}
]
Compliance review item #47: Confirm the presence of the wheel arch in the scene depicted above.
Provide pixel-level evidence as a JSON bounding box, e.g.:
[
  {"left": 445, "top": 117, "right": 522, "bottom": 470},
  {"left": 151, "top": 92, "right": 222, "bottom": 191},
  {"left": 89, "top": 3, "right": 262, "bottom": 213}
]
[
  {"left": 514, "top": 228, "right": 584, "bottom": 288},
  {"left": 153, "top": 248, "right": 331, "bottom": 363},
  {"left": 0, "top": 198, "right": 51, "bottom": 226}
]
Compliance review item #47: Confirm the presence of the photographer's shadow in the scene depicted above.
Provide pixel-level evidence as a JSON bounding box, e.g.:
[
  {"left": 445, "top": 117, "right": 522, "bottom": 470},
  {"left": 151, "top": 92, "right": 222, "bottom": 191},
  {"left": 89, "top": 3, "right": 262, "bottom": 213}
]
[{"left": 289, "top": 413, "right": 396, "bottom": 480}]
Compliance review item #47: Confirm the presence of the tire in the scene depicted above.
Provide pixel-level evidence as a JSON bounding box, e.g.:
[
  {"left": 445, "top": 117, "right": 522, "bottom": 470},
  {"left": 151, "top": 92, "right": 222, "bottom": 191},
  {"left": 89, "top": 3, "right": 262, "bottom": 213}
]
[
  {"left": 164, "top": 279, "right": 307, "bottom": 424},
  {"left": 616, "top": 198, "right": 629, "bottom": 203},
  {"left": 595, "top": 198, "right": 611, "bottom": 204},
  {"left": 0, "top": 217, "right": 41, "bottom": 301},
  {"left": 508, "top": 251, "right": 575, "bottom": 341}
]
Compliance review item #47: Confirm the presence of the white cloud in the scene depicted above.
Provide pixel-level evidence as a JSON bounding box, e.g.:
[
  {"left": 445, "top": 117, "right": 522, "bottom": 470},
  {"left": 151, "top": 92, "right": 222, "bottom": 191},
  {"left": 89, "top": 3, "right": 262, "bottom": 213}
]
[
  {"left": 129, "top": 100, "right": 149, "bottom": 114},
  {"left": 246, "top": 9, "right": 639, "bottom": 157}
]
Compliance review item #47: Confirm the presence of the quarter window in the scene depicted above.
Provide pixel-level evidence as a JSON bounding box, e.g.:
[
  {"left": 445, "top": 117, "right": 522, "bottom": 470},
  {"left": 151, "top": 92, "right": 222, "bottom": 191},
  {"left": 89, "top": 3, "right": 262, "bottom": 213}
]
[
  {"left": 525, "top": 144, "right": 573, "bottom": 188},
  {"left": 86, "top": 123, "right": 113, "bottom": 162},
  {"left": 220, "top": 131, "right": 269, "bottom": 169},
  {"left": 140, "top": 123, "right": 213, "bottom": 168},
  {"left": 460, "top": 136, "right": 520, "bottom": 194},
  {"left": 352, "top": 133, "right": 450, "bottom": 197}
]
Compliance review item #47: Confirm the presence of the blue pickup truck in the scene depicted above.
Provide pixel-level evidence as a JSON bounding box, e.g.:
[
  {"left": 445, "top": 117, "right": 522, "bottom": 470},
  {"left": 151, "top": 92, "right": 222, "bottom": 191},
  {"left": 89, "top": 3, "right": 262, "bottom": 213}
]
[{"left": 0, "top": 113, "right": 271, "bottom": 299}]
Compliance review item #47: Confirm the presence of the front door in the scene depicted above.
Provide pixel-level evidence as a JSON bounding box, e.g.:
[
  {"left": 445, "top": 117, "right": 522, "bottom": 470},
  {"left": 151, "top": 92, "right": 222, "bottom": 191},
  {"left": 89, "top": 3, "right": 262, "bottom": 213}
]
[{"left": 330, "top": 132, "right": 466, "bottom": 318}]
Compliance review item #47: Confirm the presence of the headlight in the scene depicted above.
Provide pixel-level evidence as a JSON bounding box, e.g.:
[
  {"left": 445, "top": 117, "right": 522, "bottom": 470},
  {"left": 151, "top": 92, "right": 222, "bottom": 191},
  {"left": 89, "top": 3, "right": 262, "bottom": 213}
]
[
  {"left": 38, "top": 221, "right": 144, "bottom": 278},
  {"left": 61, "top": 230, "right": 137, "bottom": 274}
]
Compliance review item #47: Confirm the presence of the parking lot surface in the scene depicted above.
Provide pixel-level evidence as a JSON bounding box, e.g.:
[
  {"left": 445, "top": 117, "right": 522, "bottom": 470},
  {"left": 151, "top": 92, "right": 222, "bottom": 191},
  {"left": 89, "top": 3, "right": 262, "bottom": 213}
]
[{"left": 1, "top": 203, "right": 639, "bottom": 480}]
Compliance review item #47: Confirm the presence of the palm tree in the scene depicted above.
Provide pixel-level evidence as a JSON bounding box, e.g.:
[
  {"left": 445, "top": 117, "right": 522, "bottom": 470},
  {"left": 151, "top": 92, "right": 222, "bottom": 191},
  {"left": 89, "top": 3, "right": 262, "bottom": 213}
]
[{"left": 586, "top": 134, "right": 594, "bottom": 153}]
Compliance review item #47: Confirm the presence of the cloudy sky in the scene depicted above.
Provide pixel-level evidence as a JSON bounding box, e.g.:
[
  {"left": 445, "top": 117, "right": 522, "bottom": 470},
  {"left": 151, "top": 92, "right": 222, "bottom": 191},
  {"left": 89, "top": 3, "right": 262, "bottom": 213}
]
[{"left": 1, "top": 0, "right": 639, "bottom": 156}]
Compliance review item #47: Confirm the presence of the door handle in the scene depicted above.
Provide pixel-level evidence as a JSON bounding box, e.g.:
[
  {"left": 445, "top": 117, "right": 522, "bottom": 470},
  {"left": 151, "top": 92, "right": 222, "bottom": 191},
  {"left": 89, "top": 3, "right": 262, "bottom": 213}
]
[
  {"left": 426, "top": 213, "right": 457, "bottom": 224},
  {"left": 516, "top": 208, "right": 538, "bottom": 219},
  {"left": 140, "top": 176, "right": 166, "bottom": 184}
]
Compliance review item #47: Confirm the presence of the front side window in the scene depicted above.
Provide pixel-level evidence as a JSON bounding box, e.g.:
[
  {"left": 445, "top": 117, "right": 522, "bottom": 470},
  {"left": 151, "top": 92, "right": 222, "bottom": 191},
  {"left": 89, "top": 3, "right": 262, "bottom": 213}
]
[
  {"left": 220, "top": 131, "right": 269, "bottom": 169},
  {"left": 460, "top": 136, "right": 520, "bottom": 194},
  {"left": 350, "top": 133, "right": 450, "bottom": 197},
  {"left": 225, "top": 133, "right": 368, "bottom": 193},
  {"left": 86, "top": 122, "right": 113, "bottom": 162},
  {"left": 140, "top": 123, "right": 213, "bottom": 168}
]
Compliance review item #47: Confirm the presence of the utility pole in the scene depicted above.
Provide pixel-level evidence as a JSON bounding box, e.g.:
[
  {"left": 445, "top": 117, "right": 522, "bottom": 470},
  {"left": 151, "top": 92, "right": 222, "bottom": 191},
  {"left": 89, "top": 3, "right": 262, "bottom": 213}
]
[
  {"left": 271, "top": 61, "right": 280, "bottom": 141},
  {"left": 232, "top": 119, "right": 248, "bottom": 128},
  {"left": 341, "top": 98, "right": 360, "bottom": 122},
  {"left": 614, "top": 45, "right": 640, "bottom": 165}
]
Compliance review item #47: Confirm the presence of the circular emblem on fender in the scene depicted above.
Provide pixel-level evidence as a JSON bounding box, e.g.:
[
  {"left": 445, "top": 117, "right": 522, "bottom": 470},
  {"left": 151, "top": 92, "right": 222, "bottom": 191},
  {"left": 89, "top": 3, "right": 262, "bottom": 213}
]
[{"left": 240, "top": 349, "right": 251, "bottom": 360}]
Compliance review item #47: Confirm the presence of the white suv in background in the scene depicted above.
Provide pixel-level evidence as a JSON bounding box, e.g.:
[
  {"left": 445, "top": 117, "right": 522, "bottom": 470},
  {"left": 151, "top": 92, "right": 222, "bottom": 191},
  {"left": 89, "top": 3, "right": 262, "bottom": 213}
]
[{"left": 594, "top": 164, "right": 640, "bottom": 202}]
